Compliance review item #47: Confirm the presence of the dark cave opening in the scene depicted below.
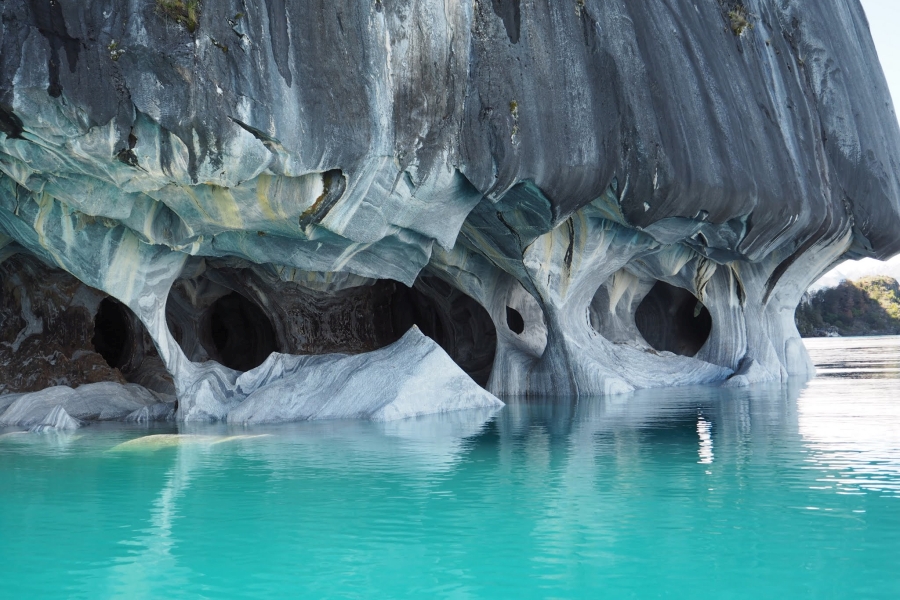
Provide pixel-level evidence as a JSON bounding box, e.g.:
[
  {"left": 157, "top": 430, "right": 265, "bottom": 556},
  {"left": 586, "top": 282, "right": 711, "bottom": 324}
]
[
  {"left": 92, "top": 297, "right": 134, "bottom": 369},
  {"left": 204, "top": 292, "right": 279, "bottom": 372},
  {"left": 634, "top": 281, "right": 712, "bottom": 357},
  {"left": 390, "top": 276, "right": 498, "bottom": 386},
  {"left": 506, "top": 306, "right": 525, "bottom": 335},
  {"left": 164, "top": 269, "right": 497, "bottom": 384}
]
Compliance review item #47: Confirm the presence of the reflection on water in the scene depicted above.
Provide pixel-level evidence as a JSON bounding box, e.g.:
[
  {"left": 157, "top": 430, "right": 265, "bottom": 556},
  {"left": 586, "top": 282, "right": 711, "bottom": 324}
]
[
  {"left": 697, "top": 417, "right": 714, "bottom": 464},
  {"left": 799, "top": 338, "right": 900, "bottom": 496},
  {"left": 804, "top": 335, "right": 900, "bottom": 378},
  {"left": 0, "top": 338, "right": 899, "bottom": 598}
]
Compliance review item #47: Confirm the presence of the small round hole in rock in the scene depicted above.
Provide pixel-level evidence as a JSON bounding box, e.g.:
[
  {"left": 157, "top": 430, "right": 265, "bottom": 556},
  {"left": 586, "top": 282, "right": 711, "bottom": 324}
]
[
  {"left": 205, "top": 292, "right": 278, "bottom": 372},
  {"left": 506, "top": 306, "right": 525, "bottom": 334},
  {"left": 634, "top": 281, "right": 712, "bottom": 357},
  {"left": 92, "top": 297, "right": 133, "bottom": 369}
]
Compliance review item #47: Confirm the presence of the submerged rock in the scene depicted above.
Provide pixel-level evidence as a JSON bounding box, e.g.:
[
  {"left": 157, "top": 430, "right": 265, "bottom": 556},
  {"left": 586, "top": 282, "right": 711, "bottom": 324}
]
[
  {"left": 0, "top": 1, "right": 898, "bottom": 419},
  {"left": 109, "top": 434, "right": 272, "bottom": 452}
]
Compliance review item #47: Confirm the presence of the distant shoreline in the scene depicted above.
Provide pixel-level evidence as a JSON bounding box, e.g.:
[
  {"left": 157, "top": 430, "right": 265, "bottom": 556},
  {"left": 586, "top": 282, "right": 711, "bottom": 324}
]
[{"left": 797, "top": 276, "right": 900, "bottom": 338}]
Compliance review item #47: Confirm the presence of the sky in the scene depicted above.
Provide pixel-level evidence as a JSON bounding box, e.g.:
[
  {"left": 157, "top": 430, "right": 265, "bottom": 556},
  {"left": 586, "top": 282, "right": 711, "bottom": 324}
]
[{"left": 810, "top": 0, "right": 900, "bottom": 290}]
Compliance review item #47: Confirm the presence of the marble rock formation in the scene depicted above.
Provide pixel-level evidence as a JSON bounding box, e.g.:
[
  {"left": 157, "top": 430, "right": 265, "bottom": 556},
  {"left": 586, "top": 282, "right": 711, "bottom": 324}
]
[{"left": 0, "top": 0, "right": 899, "bottom": 424}]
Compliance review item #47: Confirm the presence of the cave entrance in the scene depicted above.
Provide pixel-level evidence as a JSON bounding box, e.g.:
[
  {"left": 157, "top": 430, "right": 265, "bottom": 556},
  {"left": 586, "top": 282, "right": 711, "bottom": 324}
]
[
  {"left": 92, "top": 297, "right": 134, "bottom": 369},
  {"left": 634, "top": 281, "right": 712, "bottom": 357},
  {"left": 164, "top": 269, "right": 495, "bottom": 383},
  {"left": 204, "top": 292, "right": 278, "bottom": 372},
  {"left": 390, "top": 276, "right": 497, "bottom": 386}
]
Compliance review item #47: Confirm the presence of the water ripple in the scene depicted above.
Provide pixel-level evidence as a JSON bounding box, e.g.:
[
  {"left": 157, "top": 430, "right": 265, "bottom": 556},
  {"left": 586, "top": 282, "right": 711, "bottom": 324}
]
[{"left": 0, "top": 337, "right": 899, "bottom": 597}]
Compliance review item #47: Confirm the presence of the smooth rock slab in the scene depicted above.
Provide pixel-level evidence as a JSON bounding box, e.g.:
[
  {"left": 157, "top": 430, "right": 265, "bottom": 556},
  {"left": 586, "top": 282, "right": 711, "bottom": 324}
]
[
  {"left": 225, "top": 327, "right": 504, "bottom": 424},
  {"left": 721, "top": 358, "right": 778, "bottom": 389},
  {"left": 28, "top": 405, "right": 81, "bottom": 433},
  {"left": 0, "top": 382, "right": 170, "bottom": 429}
]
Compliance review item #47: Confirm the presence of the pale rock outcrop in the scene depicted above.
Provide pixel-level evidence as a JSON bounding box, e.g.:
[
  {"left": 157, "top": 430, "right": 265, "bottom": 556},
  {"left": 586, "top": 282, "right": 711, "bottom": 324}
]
[
  {"left": 226, "top": 328, "right": 502, "bottom": 424},
  {"left": 0, "top": 382, "right": 166, "bottom": 428},
  {"left": 0, "top": 0, "right": 898, "bottom": 423},
  {"left": 29, "top": 405, "right": 81, "bottom": 433}
]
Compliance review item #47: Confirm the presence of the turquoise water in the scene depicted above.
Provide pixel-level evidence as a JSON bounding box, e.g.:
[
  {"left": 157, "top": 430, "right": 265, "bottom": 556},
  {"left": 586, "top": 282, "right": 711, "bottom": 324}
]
[{"left": 2, "top": 338, "right": 899, "bottom": 599}]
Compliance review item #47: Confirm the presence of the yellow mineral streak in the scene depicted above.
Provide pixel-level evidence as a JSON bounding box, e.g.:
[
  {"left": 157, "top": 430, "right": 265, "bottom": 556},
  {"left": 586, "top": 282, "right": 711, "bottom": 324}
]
[
  {"left": 103, "top": 232, "right": 142, "bottom": 305},
  {"left": 33, "top": 192, "right": 67, "bottom": 269},
  {"left": 255, "top": 174, "right": 279, "bottom": 221},
  {"left": 208, "top": 184, "right": 244, "bottom": 229},
  {"left": 608, "top": 270, "right": 639, "bottom": 314}
]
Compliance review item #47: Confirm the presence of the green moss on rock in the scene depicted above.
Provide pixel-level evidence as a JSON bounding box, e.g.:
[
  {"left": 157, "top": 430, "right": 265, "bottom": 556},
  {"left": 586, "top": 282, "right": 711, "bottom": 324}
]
[
  {"left": 728, "top": 5, "right": 752, "bottom": 36},
  {"left": 157, "top": 0, "right": 200, "bottom": 33}
]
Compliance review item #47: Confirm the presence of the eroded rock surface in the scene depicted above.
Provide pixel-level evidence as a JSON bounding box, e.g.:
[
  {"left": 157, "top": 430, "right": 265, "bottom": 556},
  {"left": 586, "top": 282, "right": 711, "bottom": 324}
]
[
  {"left": 0, "top": 382, "right": 169, "bottom": 429},
  {"left": 1, "top": 1, "right": 899, "bottom": 423},
  {"left": 0, "top": 254, "right": 127, "bottom": 393}
]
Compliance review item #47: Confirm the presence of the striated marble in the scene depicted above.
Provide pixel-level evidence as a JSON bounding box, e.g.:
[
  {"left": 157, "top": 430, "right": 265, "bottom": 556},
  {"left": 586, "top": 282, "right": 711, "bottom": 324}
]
[
  {"left": 0, "top": 1, "right": 899, "bottom": 424},
  {"left": 226, "top": 328, "right": 503, "bottom": 424},
  {"left": 0, "top": 382, "right": 168, "bottom": 429}
]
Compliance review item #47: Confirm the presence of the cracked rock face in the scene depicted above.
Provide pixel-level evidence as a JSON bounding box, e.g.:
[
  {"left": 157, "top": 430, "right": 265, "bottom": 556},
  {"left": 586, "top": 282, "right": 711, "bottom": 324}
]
[{"left": 1, "top": 0, "right": 899, "bottom": 424}]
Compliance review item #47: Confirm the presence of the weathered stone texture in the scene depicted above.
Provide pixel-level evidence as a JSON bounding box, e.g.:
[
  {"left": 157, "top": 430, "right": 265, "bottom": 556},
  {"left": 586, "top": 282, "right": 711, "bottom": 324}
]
[{"left": 0, "top": 1, "right": 898, "bottom": 424}]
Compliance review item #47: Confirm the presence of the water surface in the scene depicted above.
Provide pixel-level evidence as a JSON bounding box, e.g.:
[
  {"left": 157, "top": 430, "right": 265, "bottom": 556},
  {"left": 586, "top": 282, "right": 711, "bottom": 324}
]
[{"left": 1, "top": 337, "right": 899, "bottom": 598}]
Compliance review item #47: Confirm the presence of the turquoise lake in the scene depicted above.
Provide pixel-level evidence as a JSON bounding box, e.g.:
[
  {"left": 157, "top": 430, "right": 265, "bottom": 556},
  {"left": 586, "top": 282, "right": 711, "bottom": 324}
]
[{"left": 1, "top": 337, "right": 899, "bottom": 598}]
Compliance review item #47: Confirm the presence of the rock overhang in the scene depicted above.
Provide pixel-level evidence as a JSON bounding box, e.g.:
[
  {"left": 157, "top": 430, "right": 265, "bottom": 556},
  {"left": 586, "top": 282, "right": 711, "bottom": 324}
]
[{"left": 0, "top": 0, "right": 898, "bottom": 426}]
